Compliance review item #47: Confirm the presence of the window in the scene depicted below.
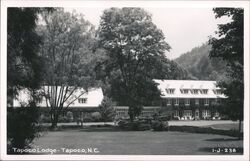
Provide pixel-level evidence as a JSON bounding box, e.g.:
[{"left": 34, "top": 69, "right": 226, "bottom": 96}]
[
  {"left": 185, "top": 98, "right": 190, "bottom": 106},
  {"left": 174, "top": 98, "right": 179, "bottom": 106},
  {"left": 166, "top": 88, "right": 175, "bottom": 94},
  {"left": 201, "top": 89, "right": 208, "bottom": 94},
  {"left": 117, "top": 109, "right": 128, "bottom": 117},
  {"left": 167, "top": 99, "right": 172, "bottom": 105},
  {"left": 78, "top": 98, "right": 87, "bottom": 104},
  {"left": 202, "top": 110, "right": 211, "bottom": 117},
  {"left": 204, "top": 99, "right": 209, "bottom": 106},
  {"left": 117, "top": 112, "right": 125, "bottom": 117},
  {"left": 174, "top": 110, "right": 179, "bottom": 117},
  {"left": 192, "top": 89, "right": 199, "bottom": 94},
  {"left": 195, "top": 99, "right": 199, "bottom": 105},
  {"left": 183, "top": 110, "right": 192, "bottom": 117},
  {"left": 214, "top": 89, "right": 222, "bottom": 95},
  {"left": 180, "top": 89, "right": 189, "bottom": 94}
]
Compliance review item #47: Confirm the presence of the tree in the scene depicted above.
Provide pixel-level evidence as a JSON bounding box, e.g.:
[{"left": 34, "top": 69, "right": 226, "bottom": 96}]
[
  {"left": 155, "top": 59, "right": 189, "bottom": 80},
  {"left": 7, "top": 8, "right": 44, "bottom": 104},
  {"left": 209, "top": 8, "right": 243, "bottom": 134},
  {"left": 98, "top": 97, "right": 116, "bottom": 122},
  {"left": 7, "top": 8, "right": 53, "bottom": 154},
  {"left": 7, "top": 98, "right": 41, "bottom": 154},
  {"left": 98, "top": 8, "right": 170, "bottom": 121},
  {"left": 38, "top": 9, "right": 99, "bottom": 128}
]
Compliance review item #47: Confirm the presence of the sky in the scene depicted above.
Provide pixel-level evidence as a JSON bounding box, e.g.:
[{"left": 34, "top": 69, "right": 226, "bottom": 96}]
[{"left": 65, "top": 7, "right": 230, "bottom": 60}]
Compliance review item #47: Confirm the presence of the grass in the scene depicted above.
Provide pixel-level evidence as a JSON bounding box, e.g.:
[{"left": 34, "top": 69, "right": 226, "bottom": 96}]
[{"left": 32, "top": 130, "right": 243, "bottom": 155}]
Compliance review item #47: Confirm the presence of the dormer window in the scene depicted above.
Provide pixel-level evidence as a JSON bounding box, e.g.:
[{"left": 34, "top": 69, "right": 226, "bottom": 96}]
[
  {"left": 213, "top": 89, "right": 222, "bottom": 95},
  {"left": 166, "top": 88, "right": 175, "bottom": 94},
  {"left": 78, "top": 98, "right": 87, "bottom": 104},
  {"left": 191, "top": 89, "right": 199, "bottom": 94},
  {"left": 180, "top": 89, "right": 189, "bottom": 94},
  {"left": 201, "top": 89, "right": 208, "bottom": 94}
]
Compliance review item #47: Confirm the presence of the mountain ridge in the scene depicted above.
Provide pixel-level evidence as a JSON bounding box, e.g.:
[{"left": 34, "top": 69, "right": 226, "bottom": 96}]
[{"left": 174, "top": 43, "right": 227, "bottom": 81}]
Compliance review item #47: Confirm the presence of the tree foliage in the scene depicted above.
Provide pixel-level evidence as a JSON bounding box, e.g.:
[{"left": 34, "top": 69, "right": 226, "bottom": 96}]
[
  {"left": 208, "top": 8, "right": 244, "bottom": 132},
  {"left": 7, "top": 103, "right": 40, "bottom": 154},
  {"left": 7, "top": 8, "right": 44, "bottom": 102},
  {"left": 209, "top": 8, "right": 243, "bottom": 65},
  {"left": 98, "top": 97, "right": 116, "bottom": 122},
  {"left": 153, "top": 58, "right": 190, "bottom": 80},
  {"left": 38, "top": 9, "right": 100, "bottom": 127},
  {"left": 98, "top": 8, "right": 170, "bottom": 121},
  {"left": 7, "top": 8, "right": 53, "bottom": 153}
]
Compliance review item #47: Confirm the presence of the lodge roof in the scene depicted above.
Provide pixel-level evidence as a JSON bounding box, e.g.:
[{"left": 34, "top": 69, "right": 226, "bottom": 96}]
[
  {"left": 13, "top": 80, "right": 227, "bottom": 108},
  {"left": 153, "top": 79, "right": 226, "bottom": 99},
  {"left": 13, "top": 87, "right": 104, "bottom": 108}
]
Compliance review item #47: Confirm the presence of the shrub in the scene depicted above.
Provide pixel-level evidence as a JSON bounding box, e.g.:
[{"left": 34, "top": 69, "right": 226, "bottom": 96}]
[
  {"left": 169, "top": 126, "right": 243, "bottom": 138},
  {"left": 82, "top": 116, "right": 94, "bottom": 122},
  {"left": 58, "top": 116, "right": 69, "bottom": 123},
  {"left": 98, "top": 97, "right": 116, "bottom": 122},
  {"left": 152, "top": 120, "right": 164, "bottom": 131},
  {"left": 75, "top": 112, "right": 107, "bottom": 123},
  {"left": 118, "top": 120, "right": 151, "bottom": 131},
  {"left": 117, "top": 119, "right": 127, "bottom": 128},
  {"left": 151, "top": 120, "right": 169, "bottom": 131},
  {"left": 39, "top": 114, "right": 51, "bottom": 123},
  {"left": 91, "top": 112, "right": 102, "bottom": 122},
  {"left": 138, "top": 123, "right": 152, "bottom": 131},
  {"left": 66, "top": 111, "right": 73, "bottom": 122},
  {"left": 7, "top": 107, "right": 41, "bottom": 154}
]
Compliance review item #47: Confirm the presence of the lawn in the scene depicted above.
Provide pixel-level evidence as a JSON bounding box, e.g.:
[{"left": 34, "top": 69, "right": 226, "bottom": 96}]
[{"left": 32, "top": 130, "right": 243, "bottom": 155}]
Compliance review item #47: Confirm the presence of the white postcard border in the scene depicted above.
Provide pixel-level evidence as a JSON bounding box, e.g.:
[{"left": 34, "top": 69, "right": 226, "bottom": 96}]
[{"left": 1, "top": 1, "right": 249, "bottom": 161}]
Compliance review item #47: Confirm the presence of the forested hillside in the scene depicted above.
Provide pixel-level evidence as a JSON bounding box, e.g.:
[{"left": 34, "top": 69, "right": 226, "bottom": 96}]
[{"left": 174, "top": 43, "right": 227, "bottom": 81}]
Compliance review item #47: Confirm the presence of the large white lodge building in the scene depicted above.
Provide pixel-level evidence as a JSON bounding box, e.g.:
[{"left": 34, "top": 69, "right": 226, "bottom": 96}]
[
  {"left": 13, "top": 79, "right": 226, "bottom": 121},
  {"left": 153, "top": 79, "right": 226, "bottom": 120}
]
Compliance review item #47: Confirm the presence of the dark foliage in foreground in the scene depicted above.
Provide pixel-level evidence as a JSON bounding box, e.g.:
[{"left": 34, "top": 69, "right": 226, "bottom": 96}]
[
  {"left": 7, "top": 7, "right": 53, "bottom": 154},
  {"left": 7, "top": 106, "right": 41, "bottom": 154},
  {"left": 209, "top": 8, "right": 244, "bottom": 133}
]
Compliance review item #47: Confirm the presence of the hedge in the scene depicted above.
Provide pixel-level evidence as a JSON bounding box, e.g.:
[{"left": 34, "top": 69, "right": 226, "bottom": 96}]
[{"left": 169, "top": 126, "right": 243, "bottom": 138}]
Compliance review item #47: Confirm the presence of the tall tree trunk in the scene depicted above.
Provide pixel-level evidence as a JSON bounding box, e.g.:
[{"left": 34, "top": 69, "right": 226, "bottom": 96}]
[
  {"left": 238, "top": 119, "right": 242, "bottom": 132},
  {"left": 238, "top": 119, "right": 242, "bottom": 139},
  {"left": 51, "top": 111, "right": 59, "bottom": 128},
  {"left": 128, "top": 106, "right": 134, "bottom": 122}
]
